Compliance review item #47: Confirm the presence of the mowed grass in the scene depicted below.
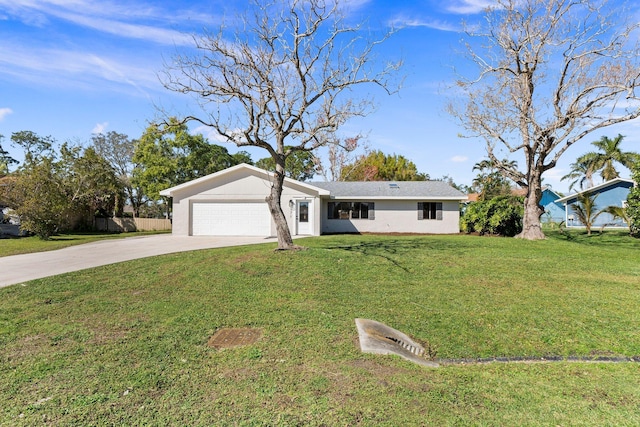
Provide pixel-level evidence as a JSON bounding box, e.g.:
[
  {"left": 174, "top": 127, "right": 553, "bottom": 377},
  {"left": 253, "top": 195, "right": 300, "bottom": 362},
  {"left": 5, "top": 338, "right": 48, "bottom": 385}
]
[
  {"left": 0, "top": 231, "right": 169, "bottom": 257},
  {"left": 1, "top": 232, "right": 639, "bottom": 425}
]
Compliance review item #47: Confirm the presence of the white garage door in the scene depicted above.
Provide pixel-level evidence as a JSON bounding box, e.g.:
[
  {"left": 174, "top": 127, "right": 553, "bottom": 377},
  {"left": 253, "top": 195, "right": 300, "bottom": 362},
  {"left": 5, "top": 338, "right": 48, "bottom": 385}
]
[{"left": 191, "top": 202, "right": 271, "bottom": 236}]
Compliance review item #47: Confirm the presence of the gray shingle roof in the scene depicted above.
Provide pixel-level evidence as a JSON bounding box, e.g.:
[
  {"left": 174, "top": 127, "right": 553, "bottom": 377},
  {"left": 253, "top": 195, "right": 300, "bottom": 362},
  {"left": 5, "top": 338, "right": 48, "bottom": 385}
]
[{"left": 309, "top": 181, "right": 467, "bottom": 199}]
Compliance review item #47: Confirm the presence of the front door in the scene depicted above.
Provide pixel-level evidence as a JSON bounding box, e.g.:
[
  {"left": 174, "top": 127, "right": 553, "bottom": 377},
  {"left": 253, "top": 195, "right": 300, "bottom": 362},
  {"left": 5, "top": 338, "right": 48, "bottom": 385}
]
[{"left": 296, "top": 200, "right": 311, "bottom": 235}]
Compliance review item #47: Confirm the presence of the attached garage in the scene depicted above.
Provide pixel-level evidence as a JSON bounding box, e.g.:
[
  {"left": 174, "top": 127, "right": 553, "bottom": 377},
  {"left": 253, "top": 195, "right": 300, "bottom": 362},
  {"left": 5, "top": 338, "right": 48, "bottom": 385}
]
[
  {"left": 160, "top": 164, "right": 329, "bottom": 237},
  {"left": 191, "top": 202, "right": 271, "bottom": 236}
]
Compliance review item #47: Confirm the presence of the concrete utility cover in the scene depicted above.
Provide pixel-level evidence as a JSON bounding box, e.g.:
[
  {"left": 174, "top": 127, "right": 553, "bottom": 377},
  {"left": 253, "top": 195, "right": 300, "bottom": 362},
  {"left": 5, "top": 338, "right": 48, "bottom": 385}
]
[
  {"left": 208, "top": 328, "right": 262, "bottom": 349},
  {"left": 355, "top": 318, "right": 439, "bottom": 368}
]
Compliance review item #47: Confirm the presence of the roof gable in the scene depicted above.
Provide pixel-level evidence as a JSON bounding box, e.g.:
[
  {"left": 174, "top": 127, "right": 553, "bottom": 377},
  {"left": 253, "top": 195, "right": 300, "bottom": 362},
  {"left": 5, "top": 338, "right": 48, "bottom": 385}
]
[
  {"left": 542, "top": 187, "right": 562, "bottom": 199},
  {"left": 159, "top": 163, "right": 330, "bottom": 198},
  {"left": 556, "top": 178, "right": 634, "bottom": 203}
]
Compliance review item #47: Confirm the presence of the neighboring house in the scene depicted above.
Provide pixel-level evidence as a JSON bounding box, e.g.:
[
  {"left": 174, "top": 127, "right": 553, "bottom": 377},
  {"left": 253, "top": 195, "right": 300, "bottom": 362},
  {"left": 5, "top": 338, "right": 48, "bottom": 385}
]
[
  {"left": 465, "top": 187, "right": 569, "bottom": 225},
  {"left": 540, "top": 188, "right": 565, "bottom": 224},
  {"left": 0, "top": 207, "right": 21, "bottom": 237},
  {"left": 160, "top": 163, "right": 467, "bottom": 237},
  {"left": 556, "top": 178, "right": 634, "bottom": 228}
]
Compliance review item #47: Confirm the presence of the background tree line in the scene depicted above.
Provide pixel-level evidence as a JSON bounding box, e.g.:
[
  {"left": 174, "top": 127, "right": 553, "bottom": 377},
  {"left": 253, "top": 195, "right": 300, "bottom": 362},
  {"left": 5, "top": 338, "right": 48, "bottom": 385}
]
[
  {"left": 5, "top": 121, "right": 638, "bottom": 241},
  {"left": 0, "top": 123, "right": 253, "bottom": 239},
  {"left": 0, "top": 121, "right": 441, "bottom": 239}
]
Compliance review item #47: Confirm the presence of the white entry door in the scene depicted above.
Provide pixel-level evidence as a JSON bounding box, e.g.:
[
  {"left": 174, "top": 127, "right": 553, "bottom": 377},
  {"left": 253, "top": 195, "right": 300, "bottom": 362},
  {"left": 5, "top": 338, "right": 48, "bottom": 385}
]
[{"left": 296, "top": 200, "right": 311, "bottom": 235}]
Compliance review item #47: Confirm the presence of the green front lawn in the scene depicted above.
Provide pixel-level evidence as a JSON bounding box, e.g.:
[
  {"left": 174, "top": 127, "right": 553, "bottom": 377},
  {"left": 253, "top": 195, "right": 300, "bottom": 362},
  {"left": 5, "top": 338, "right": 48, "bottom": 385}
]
[
  {"left": 1, "top": 232, "right": 639, "bottom": 425},
  {"left": 0, "top": 231, "right": 169, "bottom": 257}
]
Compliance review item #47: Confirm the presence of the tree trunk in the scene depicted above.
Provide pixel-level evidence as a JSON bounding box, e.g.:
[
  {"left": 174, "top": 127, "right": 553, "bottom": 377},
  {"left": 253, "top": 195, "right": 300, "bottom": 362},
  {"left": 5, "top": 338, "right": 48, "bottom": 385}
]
[
  {"left": 516, "top": 180, "right": 546, "bottom": 240},
  {"left": 266, "top": 169, "right": 295, "bottom": 250}
]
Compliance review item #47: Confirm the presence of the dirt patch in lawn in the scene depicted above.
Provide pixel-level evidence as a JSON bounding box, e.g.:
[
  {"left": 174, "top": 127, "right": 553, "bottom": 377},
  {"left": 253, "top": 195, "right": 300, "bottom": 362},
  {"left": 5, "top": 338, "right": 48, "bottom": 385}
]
[
  {"left": 3, "top": 334, "right": 49, "bottom": 361},
  {"left": 208, "top": 328, "right": 263, "bottom": 349}
]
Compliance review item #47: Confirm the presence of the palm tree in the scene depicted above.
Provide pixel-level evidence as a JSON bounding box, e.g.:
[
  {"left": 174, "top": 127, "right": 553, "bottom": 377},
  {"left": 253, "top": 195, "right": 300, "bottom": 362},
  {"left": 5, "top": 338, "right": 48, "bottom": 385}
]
[
  {"left": 561, "top": 159, "right": 595, "bottom": 191},
  {"left": 571, "top": 193, "right": 605, "bottom": 235},
  {"left": 472, "top": 157, "right": 518, "bottom": 173},
  {"left": 472, "top": 158, "right": 518, "bottom": 200},
  {"left": 576, "top": 134, "right": 640, "bottom": 181},
  {"left": 603, "top": 205, "right": 631, "bottom": 230}
]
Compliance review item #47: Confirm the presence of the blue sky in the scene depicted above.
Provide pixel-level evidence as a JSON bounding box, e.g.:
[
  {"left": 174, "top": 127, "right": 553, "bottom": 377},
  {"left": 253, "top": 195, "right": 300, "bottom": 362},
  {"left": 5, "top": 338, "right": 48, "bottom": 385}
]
[{"left": 1, "top": 0, "right": 638, "bottom": 192}]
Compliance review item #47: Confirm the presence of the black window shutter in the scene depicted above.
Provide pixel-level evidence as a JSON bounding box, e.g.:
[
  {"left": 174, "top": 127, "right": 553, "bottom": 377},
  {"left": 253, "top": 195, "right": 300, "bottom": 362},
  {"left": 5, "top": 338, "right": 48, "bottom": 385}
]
[
  {"left": 368, "top": 202, "right": 375, "bottom": 220},
  {"left": 328, "top": 202, "right": 335, "bottom": 219},
  {"left": 436, "top": 202, "right": 443, "bottom": 220},
  {"left": 417, "top": 202, "right": 424, "bottom": 220}
]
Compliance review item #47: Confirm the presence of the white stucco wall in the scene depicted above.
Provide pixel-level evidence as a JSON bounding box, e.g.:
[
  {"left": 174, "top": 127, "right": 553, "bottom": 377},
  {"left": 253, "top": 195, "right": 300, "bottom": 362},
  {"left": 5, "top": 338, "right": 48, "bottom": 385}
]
[
  {"left": 168, "top": 169, "right": 322, "bottom": 236},
  {"left": 319, "top": 200, "right": 461, "bottom": 234}
]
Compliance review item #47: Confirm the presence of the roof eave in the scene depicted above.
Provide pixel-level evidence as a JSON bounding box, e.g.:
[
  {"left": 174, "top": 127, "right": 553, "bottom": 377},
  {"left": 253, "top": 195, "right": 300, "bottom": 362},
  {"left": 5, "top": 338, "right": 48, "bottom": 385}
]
[
  {"left": 556, "top": 178, "right": 635, "bottom": 203},
  {"left": 159, "top": 163, "right": 331, "bottom": 197},
  {"left": 324, "top": 195, "right": 467, "bottom": 201}
]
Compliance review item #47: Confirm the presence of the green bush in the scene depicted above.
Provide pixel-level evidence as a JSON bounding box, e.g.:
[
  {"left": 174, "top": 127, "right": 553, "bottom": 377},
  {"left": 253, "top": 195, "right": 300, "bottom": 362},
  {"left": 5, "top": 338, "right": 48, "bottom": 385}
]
[
  {"left": 627, "top": 165, "right": 640, "bottom": 238},
  {"left": 461, "top": 196, "right": 524, "bottom": 236}
]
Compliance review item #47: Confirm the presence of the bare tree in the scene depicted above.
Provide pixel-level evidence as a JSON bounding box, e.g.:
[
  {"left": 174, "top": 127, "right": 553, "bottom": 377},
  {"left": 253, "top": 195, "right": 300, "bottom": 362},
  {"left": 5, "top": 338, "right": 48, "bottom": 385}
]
[
  {"left": 92, "top": 131, "right": 143, "bottom": 217},
  {"left": 449, "top": 0, "right": 640, "bottom": 240},
  {"left": 162, "top": 0, "right": 400, "bottom": 249},
  {"left": 314, "top": 135, "right": 367, "bottom": 182}
]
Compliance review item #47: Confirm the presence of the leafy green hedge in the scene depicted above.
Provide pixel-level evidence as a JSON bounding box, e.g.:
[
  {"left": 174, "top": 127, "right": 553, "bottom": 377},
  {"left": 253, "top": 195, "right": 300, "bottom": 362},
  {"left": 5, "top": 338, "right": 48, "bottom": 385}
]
[
  {"left": 461, "top": 196, "right": 524, "bottom": 236},
  {"left": 627, "top": 166, "right": 640, "bottom": 238}
]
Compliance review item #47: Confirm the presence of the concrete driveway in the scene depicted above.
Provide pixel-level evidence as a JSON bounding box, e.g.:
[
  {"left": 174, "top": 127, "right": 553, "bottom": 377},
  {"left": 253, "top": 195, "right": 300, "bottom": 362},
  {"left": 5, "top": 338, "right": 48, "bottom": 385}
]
[{"left": 0, "top": 234, "right": 277, "bottom": 288}]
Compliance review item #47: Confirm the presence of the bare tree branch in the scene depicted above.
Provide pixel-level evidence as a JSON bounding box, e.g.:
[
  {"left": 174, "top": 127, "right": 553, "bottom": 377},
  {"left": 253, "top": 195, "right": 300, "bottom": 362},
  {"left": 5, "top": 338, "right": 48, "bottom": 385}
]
[
  {"left": 449, "top": 0, "right": 640, "bottom": 239},
  {"left": 161, "top": 0, "right": 401, "bottom": 249}
]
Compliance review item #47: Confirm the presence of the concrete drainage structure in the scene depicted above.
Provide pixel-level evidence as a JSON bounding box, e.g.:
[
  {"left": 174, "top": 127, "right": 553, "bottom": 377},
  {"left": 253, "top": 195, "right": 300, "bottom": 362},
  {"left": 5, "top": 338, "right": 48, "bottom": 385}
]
[
  {"left": 355, "top": 318, "right": 439, "bottom": 368},
  {"left": 355, "top": 319, "right": 640, "bottom": 367}
]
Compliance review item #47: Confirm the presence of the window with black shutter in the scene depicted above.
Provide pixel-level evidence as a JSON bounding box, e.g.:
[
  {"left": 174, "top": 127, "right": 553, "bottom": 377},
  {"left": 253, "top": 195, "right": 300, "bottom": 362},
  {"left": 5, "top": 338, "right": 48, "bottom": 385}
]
[
  {"left": 418, "top": 202, "right": 442, "bottom": 220},
  {"left": 327, "top": 202, "right": 375, "bottom": 220}
]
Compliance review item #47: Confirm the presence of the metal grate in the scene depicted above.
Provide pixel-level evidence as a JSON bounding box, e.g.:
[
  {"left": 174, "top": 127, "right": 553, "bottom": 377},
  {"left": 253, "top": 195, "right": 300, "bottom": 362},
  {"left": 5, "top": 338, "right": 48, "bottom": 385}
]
[{"left": 384, "top": 335, "right": 425, "bottom": 357}]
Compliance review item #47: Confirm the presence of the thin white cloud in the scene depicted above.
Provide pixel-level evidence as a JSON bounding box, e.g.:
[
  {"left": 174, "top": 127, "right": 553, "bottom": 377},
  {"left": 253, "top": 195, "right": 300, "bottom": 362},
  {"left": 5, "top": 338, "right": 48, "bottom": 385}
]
[
  {"left": 0, "top": 107, "right": 12, "bottom": 121},
  {"left": 87, "top": 54, "right": 156, "bottom": 96},
  {"left": 328, "top": 0, "right": 372, "bottom": 13},
  {"left": 0, "top": 0, "right": 49, "bottom": 26},
  {"left": 50, "top": 9, "right": 193, "bottom": 46},
  {"left": 606, "top": 97, "right": 640, "bottom": 112},
  {"left": 390, "top": 16, "right": 460, "bottom": 32},
  {"left": 446, "top": 1, "right": 496, "bottom": 15},
  {"left": 92, "top": 122, "right": 109, "bottom": 134},
  {"left": 0, "top": 0, "right": 209, "bottom": 46},
  {"left": 0, "top": 44, "right": 160, "bottom": 95},
  {"left": 451, "top": 155, "right": 468, "bottom": 162},
  {"left": 542, "top": 166, "right": 569, "bottom": 192},
  {"left": 192, "top": 125, "right": 231, "bottom": 143}
]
